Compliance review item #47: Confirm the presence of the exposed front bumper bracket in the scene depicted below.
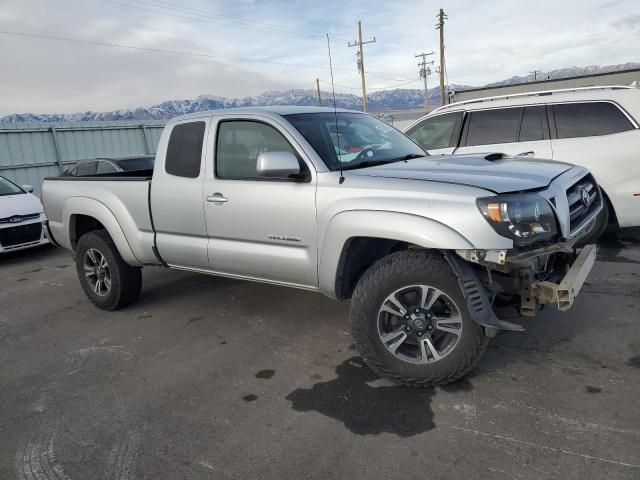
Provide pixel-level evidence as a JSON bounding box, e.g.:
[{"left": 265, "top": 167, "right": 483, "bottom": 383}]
[{"left": 531, "top": 244, "right": 596, "bottom": 311}]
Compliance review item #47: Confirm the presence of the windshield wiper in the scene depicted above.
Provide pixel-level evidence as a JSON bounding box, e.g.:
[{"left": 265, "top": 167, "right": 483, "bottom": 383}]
[
  {"left": 340, "top": 160, "right": 398, "bottom": 171},
  {"left": 339, "top": 154, "right": 427, "bottom": 172},
  {"left": 388, "top": 153, "right": 427, "bottom": 162}
]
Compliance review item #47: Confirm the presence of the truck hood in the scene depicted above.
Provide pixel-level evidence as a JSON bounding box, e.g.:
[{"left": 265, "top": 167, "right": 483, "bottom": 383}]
[
  {"left": 0, "top": 192, "right": 43, "bottom": 219},
  {"left": 345, "top": 154, "right": 573, "bottom": 194}
]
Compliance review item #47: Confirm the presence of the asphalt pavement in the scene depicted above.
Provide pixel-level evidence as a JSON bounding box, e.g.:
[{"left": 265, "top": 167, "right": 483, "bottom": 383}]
[{"left": 1, "top": 232, "right": 639, "bottom": 479}]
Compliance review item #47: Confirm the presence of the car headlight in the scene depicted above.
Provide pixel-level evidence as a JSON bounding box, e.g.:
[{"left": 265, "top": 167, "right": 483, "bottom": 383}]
[{"left": 476, "top": 193, "right": 557, "bottom": 246}]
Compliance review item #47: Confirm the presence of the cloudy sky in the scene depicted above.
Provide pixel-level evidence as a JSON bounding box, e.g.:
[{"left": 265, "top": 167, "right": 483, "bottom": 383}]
[{"left": 0, "top": 0, "right": 638, "bottom": 115}]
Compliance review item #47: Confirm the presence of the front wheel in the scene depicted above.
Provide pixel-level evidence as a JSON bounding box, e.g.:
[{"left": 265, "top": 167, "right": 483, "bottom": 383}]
[
  {"left": 350, "top": 250, "right": 489, "bottom": 387},
  {"left": 75, "top": 230, "right": 142, "bottom": 310}
]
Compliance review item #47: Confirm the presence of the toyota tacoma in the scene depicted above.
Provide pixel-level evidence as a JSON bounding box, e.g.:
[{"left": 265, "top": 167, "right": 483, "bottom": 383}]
[{"left": 41, "top": 107, "right": 601, "bottom": 386}]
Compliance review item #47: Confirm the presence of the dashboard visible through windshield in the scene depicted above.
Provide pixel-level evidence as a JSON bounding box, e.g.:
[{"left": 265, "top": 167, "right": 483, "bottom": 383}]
[{"left": 285, "top": 112, "right": 427, "bottom": 171}]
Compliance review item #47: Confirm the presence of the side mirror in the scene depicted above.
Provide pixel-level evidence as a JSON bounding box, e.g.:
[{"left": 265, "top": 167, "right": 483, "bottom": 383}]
[
  {"left": 22, "top": 185, "right": 34, "bottom": 193},
  {"left": 256, "top": 151, "right": 301, "bottom": 179}
]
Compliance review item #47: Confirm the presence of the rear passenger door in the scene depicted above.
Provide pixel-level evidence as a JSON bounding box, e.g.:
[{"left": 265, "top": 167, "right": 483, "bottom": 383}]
[{"left": 454, "top": 106, "right": 553, "bottom": 160}]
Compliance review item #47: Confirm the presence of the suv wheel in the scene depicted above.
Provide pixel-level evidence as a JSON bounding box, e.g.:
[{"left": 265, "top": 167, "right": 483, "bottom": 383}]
[
  {"left": 75, "top": 230, "right": 142, "bottom": 310},
  {"left": 350, "top": 250, "right": 488, "bottom": 387}
]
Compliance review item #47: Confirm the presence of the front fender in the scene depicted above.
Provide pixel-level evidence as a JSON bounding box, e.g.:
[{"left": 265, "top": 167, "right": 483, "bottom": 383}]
[
  {"left": 62, "top": 197, "right": 142, "bottom": 266},
  {"left": 318, "top": 210, "right": 474, "bottom": 298}
]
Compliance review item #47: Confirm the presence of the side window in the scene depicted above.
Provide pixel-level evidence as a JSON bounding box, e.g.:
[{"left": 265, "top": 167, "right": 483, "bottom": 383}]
[
  {"left": 553, "top": 102, "right": 634, "bottom": 139},
  {"left": 216, "top": 121, "right": 297, "bottom": 179},
  {"left": 405, "top": 112, "right": 463, "bottom": 150},
  {"left": 76, "top": 161, "right": 97, "bottom": 176},
  {"left": 165, "top": 121, "right": 206, "bottom": 178},
  {"left": 96, "top": 161, "right": 118, "bottom": 174},
  {"left": 465, "top": 108, "right": 522, "bottom": 146},
  {"left": 519, "top": 106, "right": 547, "bottom": 142}
]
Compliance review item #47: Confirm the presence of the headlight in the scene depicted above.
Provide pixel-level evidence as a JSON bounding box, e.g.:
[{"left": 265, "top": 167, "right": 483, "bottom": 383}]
[{"left": 476, "top": 193, "right": 557, "bottom": 246}]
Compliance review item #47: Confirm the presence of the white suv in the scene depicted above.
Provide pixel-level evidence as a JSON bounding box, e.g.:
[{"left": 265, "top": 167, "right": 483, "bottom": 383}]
[{"left": 405, "top": 86, "right": 640, "bottom": 235}]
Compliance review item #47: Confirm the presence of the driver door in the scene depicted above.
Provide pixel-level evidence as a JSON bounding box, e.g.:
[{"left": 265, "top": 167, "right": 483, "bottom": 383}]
[{"left": 202, "top": 116, "right": 318, "bottom": 288}]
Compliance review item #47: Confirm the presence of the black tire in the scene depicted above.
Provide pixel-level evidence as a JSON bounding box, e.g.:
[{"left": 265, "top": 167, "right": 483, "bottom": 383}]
[
  {"left": 576, "top": 200, "right": 609, "bottom": 247},
  {"left": 75, "top": 229, "right": 142, "bottom": 310},
  {"left": 350, "top": 249, "right": 489, "bottom": 387}
]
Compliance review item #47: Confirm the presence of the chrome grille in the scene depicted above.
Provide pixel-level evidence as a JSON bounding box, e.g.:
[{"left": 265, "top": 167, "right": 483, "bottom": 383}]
[
  {"left": 566, "top": 174, "right": 601, "bottom": 234},
  {"left": 0, "top": 212, "right": 40, "bottom": 224}
]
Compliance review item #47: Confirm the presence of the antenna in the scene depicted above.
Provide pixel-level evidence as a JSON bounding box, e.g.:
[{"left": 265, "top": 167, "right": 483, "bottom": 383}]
[{"left": 327, "top": 34, "right": 344, "bottom": 184}]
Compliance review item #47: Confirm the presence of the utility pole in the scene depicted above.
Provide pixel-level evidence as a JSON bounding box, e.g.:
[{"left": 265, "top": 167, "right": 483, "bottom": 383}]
[
  {"left": 529, "top": 70, "right": 541, "bottom": 81},
  {"left": 348, "top": 21, "right": 376, "bottom": 112},
  {"left": 415, "top": 52, "right": 435, "bottom": 113},
  {"left": 435, "top": 8, "right": 447, "bottom": 106},
  {"left": 316, "top": 78, "right": 322, "bottom": 106}
]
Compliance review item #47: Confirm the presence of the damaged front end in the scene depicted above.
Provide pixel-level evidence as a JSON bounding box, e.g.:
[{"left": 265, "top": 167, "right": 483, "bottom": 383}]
[
  {"left": 452, "top": 170, "right": 602, "bottom": 333},
  {"left": 451, "top": 242, "right": 596, "bottom": 334}
]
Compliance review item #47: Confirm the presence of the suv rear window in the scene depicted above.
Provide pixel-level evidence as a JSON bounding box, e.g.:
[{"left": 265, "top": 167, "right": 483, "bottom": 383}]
[
  {"left": 165, "top": 121, "right": 206, "bottom": 178},
  {"left": 553, "top": 102, "right": 633, "bottom": 139},
  {"left": 465, "top": 108, "right": 522, "bottom": 146}
]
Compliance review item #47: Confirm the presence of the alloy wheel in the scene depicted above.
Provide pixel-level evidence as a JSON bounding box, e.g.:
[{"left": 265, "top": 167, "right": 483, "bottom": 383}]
[{"left": 377, "top": 284, "right": 463, "bottom": 364}]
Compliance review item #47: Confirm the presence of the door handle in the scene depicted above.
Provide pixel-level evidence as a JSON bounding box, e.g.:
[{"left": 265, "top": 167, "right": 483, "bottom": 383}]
[
  {"left": 207, "top": 193, "right": 228, "bottom": 204},
  {"left": 516, "top": 151, "right": 535, "bottom": 156}
]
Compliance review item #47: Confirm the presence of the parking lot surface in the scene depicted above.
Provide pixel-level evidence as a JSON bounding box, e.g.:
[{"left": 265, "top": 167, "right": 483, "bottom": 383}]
[{"left": 1, "top": 233, "right": 639, "bottom": 480}]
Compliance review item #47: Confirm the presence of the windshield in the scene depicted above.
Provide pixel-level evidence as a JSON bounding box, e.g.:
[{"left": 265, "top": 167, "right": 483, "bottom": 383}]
[
  {"left": 285, "top": 113, "right": 426, "bottom": 171},
  {"left": 0, "top": 176, "right": 24, "bottom": 196},
  {"left": 116, "top": 156, "right": 155, "bottom": 171}
]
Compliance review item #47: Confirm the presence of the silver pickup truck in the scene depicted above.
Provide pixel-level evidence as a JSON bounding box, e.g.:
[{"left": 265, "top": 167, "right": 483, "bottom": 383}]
[{"left": 42, "top": 106, "right": 602, "bottom": 387}]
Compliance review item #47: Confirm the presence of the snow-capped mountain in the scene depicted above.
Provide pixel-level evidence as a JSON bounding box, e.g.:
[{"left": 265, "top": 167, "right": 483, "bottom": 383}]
[
  {"left": 482, "top": 62, "right": 640, "bottom": 87},
  {"left": 1, "top": 63, "right": 637, "bottom": 123}
]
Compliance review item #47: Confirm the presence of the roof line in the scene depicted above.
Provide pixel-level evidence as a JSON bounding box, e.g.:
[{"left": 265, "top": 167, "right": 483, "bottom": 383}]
[{"left": 432, "top": 85, "right": 635, "bottom": 114}]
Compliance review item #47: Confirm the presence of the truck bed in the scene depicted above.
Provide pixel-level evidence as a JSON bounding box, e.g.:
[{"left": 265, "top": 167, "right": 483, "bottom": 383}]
[{"left": 42, "top": 172, "right": 160, "bottom": 266}]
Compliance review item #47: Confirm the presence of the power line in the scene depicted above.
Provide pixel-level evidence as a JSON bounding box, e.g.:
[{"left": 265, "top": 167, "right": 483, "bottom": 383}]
[
  {"left": 365, "top": 71, "right": 416, "bottom": 82},
  {"left": 99, "top": 0, "right": 328, "bottom": 40},
  {"left": 0, "top": 29, "right": 362, "bottom": 72},
  {"left": 368, "top": 79, "right": 421, "bottom": 90},
  {"left": 318, "top": 78, "right": 420, "bottom": 91},
  {"left": 150, "top": 0, "right": 344, "bottom": 38},
  {"left": 317, "top": 79, "right": 360, "bottom": 90}
]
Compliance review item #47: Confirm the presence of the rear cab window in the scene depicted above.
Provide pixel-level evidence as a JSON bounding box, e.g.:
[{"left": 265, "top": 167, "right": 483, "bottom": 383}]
[
  {"left": 406, "top": 112, "right": 463, "bottom": 150},
  {"left": 165, "top": 121, "right": 206, "bottom": 178},
  {"left": 552, "top": 102, "right": 634, "bottom": 139}
]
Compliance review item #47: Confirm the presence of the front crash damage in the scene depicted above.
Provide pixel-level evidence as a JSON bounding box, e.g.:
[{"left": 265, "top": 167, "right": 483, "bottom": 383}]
[{"left": 449, "top": 243, "right": 597, "bottom": 333}]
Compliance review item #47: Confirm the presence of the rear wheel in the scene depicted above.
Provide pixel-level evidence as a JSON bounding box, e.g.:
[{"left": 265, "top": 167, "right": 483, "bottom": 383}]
[
  {"left": 75, "top": 230, "right": 142, "bottom": 310},
  {"left": 350, "top": 250, "right": 489, "bottom": 387}
]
